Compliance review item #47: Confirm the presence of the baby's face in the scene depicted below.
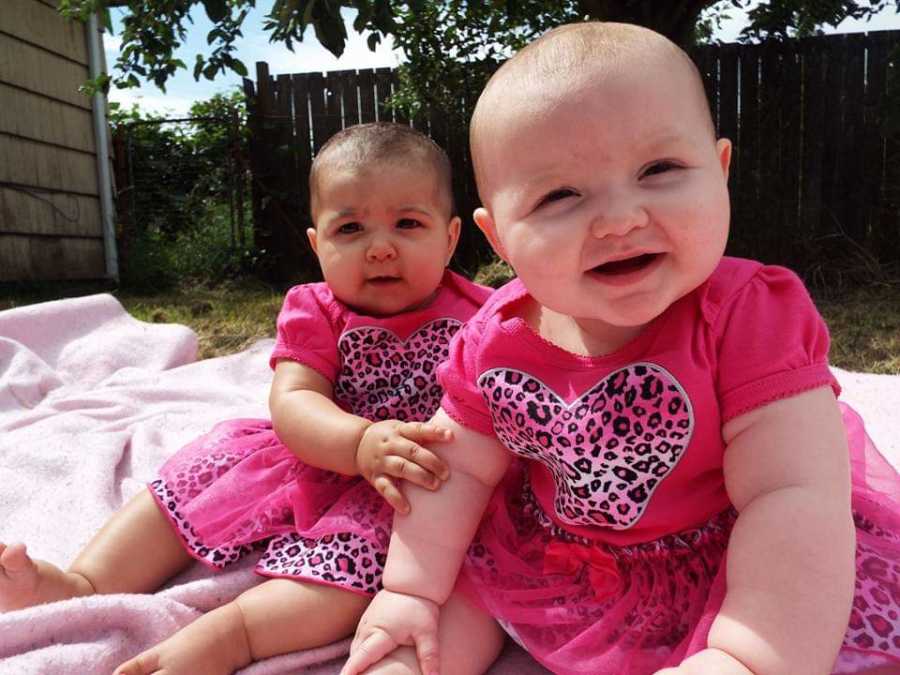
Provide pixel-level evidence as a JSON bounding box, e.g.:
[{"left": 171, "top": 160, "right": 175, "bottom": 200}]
[
  {"left": 308, "top": 161, "right": 460, "bottom": 316},
  {"left": 474, "top": 56, "right": 731, "bottom": 336}
]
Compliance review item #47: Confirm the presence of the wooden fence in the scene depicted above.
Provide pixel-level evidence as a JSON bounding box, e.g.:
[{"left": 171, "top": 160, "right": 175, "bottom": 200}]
[{"left": 244, "top": 30, "right": 900, "bottom": 285}]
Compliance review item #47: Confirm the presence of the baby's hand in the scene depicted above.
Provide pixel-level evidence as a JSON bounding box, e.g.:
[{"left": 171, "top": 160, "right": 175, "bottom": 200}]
[
  {"left": 340, "top": 589, "right": 440, "bottom": 675},
  {"left": 356, "top": 420, "right": 452, "bottom": 513},
  {"left": 654, "top": 648, "right": 754, "bottom": 674}
]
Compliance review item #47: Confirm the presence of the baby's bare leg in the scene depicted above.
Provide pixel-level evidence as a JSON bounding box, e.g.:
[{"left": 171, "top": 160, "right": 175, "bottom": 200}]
[
  {"left": 115, "top": 578, "right": 371, "bottom": 675},
  {"left": 0, "top": 488, "right": 190, "bottom": 611},
  {"left": 362, "top": 590, "right": 505, "bottom": 675}
]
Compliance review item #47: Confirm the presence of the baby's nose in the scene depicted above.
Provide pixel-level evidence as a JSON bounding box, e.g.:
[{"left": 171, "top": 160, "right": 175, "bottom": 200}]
[
  {"left": 590, "top": 197, "right": 649, "bottom": 238},
  {"left": 366, "top": 237, "right": 397, "bottom": 261}
]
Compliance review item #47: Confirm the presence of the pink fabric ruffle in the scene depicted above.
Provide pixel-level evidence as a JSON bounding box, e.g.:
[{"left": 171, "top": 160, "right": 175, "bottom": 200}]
[{"left": 461, "top": 403, "right": 899, "bottom": 674}]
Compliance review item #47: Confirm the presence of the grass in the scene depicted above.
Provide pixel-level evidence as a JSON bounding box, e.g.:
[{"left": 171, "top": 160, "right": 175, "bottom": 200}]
[
  {"left": 0, "top": 278, "right": 283, "bottom": 360},
  {"left": 2, "top": 276, "right": 899, "bottom": 373},
  {"left": 119, "top": 279, "right": 284, "bottom": 359},
  {"left": 814, "top": 285, "right": 900, "bottom": 374}
]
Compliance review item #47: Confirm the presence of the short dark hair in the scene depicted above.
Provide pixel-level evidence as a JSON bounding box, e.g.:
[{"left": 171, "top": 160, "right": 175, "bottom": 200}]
[{"left": 309, "top": 122, "right": 455, "bottom": 219}]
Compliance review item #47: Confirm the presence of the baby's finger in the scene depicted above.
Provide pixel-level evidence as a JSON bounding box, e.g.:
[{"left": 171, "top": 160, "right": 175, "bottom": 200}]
[
  {"left": 414, "top": 629, "right": 441, "bottom": 675},
  {"left": 398, "top": 421, "right": 454, "bottom": 444},
  {"left": 372, "top": 474, "right": 411, "bottom": 514},
  {"left": 340, "top": 629, "right": 398, "bottom": 675},
  {"left": 393, "top": 438, "right": 450, "bottom": 481},
  {"left": 384, "top": 453, "right": 444, "bottom": 489}
]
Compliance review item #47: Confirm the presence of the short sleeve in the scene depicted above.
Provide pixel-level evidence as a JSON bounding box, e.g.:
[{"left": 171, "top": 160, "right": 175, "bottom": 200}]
[
  {"left": 714, "top": 265, "right": 840, "bottom": 422},
  {"left": 268, "top": 284, "right": 342, "bottom": 382},
  {"left": 437, "top": 317, "right": 495, "bottom": 435}
]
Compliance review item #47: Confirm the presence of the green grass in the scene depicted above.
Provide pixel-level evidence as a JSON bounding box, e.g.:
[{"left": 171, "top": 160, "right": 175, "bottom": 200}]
[
  {"left": 0, "top": 278, "right": 283, "bottom": 360},
  {"left": 118, "top": 279, "right": 284, "bottom": 359},
  {"left": 2, "top": 277, "right": 899, "bottom": 373},
  {"left": 814, "top": 285, "right": 900, "bottom": 374}
]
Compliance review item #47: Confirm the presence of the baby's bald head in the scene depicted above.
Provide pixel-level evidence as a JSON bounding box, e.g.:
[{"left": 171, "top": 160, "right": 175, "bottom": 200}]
[
  {"left": 470, "top": 22, "right": 715, "bottom": 194},
  {"left": 310, "top": 122, "right": 455, "bottom": 221}
]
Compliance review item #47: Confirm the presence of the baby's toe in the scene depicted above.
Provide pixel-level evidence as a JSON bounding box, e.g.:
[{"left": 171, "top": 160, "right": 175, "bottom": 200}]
[
  {"left": 0, "top": 543, "right": 32, "bottom": 573},
  {"left": 114, "top": 650, "right": 161, "bottom": 675}
]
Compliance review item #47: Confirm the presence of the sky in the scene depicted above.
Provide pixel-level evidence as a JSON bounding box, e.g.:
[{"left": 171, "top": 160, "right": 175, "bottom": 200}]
[{"left": 104, "top": 3, "right": 900, "bottom": 117}]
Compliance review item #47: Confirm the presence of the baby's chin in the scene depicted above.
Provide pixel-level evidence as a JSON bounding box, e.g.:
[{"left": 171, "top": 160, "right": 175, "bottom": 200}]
[{"left": 345, "top": 292, "right": 438, "bottom": 317}]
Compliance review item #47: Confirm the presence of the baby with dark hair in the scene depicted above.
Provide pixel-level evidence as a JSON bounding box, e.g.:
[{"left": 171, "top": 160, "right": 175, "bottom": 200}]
[{"left": 0, "top": 122, "right": 492, "bottom": 675}]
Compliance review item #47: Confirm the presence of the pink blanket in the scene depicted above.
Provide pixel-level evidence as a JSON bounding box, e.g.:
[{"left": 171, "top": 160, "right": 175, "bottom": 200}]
[{"left": 1, "top": 294, "right": 897, "bottom": 675}]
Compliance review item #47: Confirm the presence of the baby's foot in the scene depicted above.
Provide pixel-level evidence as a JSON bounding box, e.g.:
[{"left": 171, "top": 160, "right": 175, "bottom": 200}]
[
  {"left": 0, "top": 542, "right": 92, "bottom": 611},
  {"left": 114, "top": 602, "right": 251, "bottom": 675}
]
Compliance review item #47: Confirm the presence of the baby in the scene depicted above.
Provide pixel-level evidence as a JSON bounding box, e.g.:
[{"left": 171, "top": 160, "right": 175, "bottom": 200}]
[
  {"left": 342, "top": 23, "right": 899, "bottom": 675},
  {"left": 0, "top": 122, "right": 492, "bottom": 675}
]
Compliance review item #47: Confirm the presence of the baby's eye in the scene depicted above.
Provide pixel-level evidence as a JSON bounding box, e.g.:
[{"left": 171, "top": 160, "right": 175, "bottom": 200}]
[
  {"left": 641, "top": 161, "right": 680, "bottom": 178},
  {"left": 397, "top": 218, "right": 423, "bottom": 229},
  {"left": 337, "top": 222, "right": 362, "bottom": 234},
  {"left": 538, "top": 188, "right": 578, "bottom": 207}
]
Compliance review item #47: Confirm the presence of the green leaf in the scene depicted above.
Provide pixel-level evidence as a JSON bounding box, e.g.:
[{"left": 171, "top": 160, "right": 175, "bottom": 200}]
[
  {"left": 202, "top": 0, "right": 229, "bottom": 23},
  {"left": 101, "top": 7, "right": 114, "bottom": 34},
  {"left": 194, "top": 54, "right": 206, "bottom": 80},
  {"left": 230, "top": 58, "right": 249, "bottom": 77},
  {"left": 311, "top": 4, "right": 348, "bottom": 56}
]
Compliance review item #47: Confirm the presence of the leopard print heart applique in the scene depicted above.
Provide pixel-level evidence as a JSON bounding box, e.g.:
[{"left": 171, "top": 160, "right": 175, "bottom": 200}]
[
  {"left": 479, "top": 363, "right": 694, "bottom": 529},
  {"left": 335, "top": 319, "right": 462, "bottom": 421}
]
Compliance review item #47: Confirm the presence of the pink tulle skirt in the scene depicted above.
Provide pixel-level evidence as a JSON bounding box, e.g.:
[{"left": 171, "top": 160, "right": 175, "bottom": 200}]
[
  {"left": 149, "top": 418, "right": 392, "bottom": 595},
  {"left": 462, "top": 403, "right": 900, "bottom": 674}
]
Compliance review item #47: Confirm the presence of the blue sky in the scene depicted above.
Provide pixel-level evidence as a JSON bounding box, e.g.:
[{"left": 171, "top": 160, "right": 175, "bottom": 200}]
[{"left": 104, "top": 3, "right": 900, "bottom": 117}]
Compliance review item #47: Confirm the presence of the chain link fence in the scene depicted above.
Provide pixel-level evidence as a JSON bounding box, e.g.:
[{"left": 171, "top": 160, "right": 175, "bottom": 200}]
[{"left": 112, "top": 114, "right": 252, "bottom": 289}]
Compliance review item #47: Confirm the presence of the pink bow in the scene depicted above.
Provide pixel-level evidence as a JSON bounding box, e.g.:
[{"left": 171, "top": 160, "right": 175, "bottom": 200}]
[{"left": 543, "top": 540, "right": 622, "bottom": 599}]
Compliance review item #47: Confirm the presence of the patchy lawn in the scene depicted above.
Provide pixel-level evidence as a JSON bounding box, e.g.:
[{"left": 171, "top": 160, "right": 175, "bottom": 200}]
[
  {"left": 2, "top": 278, "right": 899, "bottom": 373},
  {"left": 814, "top": 285, "right": 900, "bottom": 375}
]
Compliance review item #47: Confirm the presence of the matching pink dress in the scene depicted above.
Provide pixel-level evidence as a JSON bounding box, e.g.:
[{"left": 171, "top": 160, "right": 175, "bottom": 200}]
[
  {"left": 439, "top": 257, "right": 900, "bottom": 674},
  {"left": 149, "top": 270, "right": 491, "bottom": 595}
]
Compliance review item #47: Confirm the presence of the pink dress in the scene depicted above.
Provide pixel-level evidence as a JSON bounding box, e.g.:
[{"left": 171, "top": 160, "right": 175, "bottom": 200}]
[
  {"left": 439, "top": 258, "right": 899, "bottom": 674},
  {"left": 149, "top": 270, "right": 491, "bottom": 595}
]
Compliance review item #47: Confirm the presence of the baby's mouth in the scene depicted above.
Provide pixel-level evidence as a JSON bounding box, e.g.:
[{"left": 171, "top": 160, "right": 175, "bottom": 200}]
[
  {"left": 592, "top": 253, "right": 660, "bottom": 276},
  {"left": 367, "top": 275, "right": 402, "bottom": 284}
]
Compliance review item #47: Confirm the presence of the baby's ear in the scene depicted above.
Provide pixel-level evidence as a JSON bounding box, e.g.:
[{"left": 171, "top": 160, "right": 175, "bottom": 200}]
[
  {"left": 445, "top": 216, "right": 462, "bottom": 265},
  {"left": 716, "top": 138, "right": 733, "bottom": 181},
  {"left": 306, "top": 227, "right": 319, "bottom": 255},
  {"left": 473, "top": 208, "right": 508, "bottom": 262}
]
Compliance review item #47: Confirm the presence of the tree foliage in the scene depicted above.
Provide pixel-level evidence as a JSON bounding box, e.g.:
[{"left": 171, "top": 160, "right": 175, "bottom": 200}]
[{"left": 62, "top": 0, "right": 899, "bottom": 96}]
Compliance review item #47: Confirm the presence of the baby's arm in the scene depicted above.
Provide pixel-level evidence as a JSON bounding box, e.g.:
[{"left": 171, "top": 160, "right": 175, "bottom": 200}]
[
  {"left": 698, "top": 386, "right": 855, "bottom": 674},
  {"left": 269, "top": 360, "right": 449, "bottom": 496},
  {"left": 342, "top": 408, "right": 511, "bottom": 675}
]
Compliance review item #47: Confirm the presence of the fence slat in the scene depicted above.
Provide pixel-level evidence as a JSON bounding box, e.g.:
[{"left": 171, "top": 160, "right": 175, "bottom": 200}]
[
  {"left": 820, "top": 36, "right": 846, "bottom": 248},
  {"left": 758, "top": 42, "right": 783, "bottom": 261},
  {"left": 291, "top": 73, "right": 312, "bottom": 181},
  {"left": 324, "top": 71, "right": 343, "bottom": 141},
  {"left": 878, "top": 36, "right": 900, "bottom": 255},
  {"left": 718, "top": 46, "right": 739, "bottom": 183},
  {"left": 842, "top": 34, "right": 867, "bottom": 245},
  {"left": 340, "top": 70, "right": 361, "bottom": 127},
  {"left": 800, "top": 40, "right": 826, "bottom": 248},
  {"left": 863, "top": 34, "right": 889, "bottom": 250},
  {"left": 781, "top": 46, "right": 802, "bottom": 254},
  {"left": 734, "top": 44, "right": 760, "bottom": 257},
  {"left": 357, "top": 69, "right": 377, "bottom": 123},
  {"left": 307, "top": 72, "right": 328, "bottom": 154}
]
